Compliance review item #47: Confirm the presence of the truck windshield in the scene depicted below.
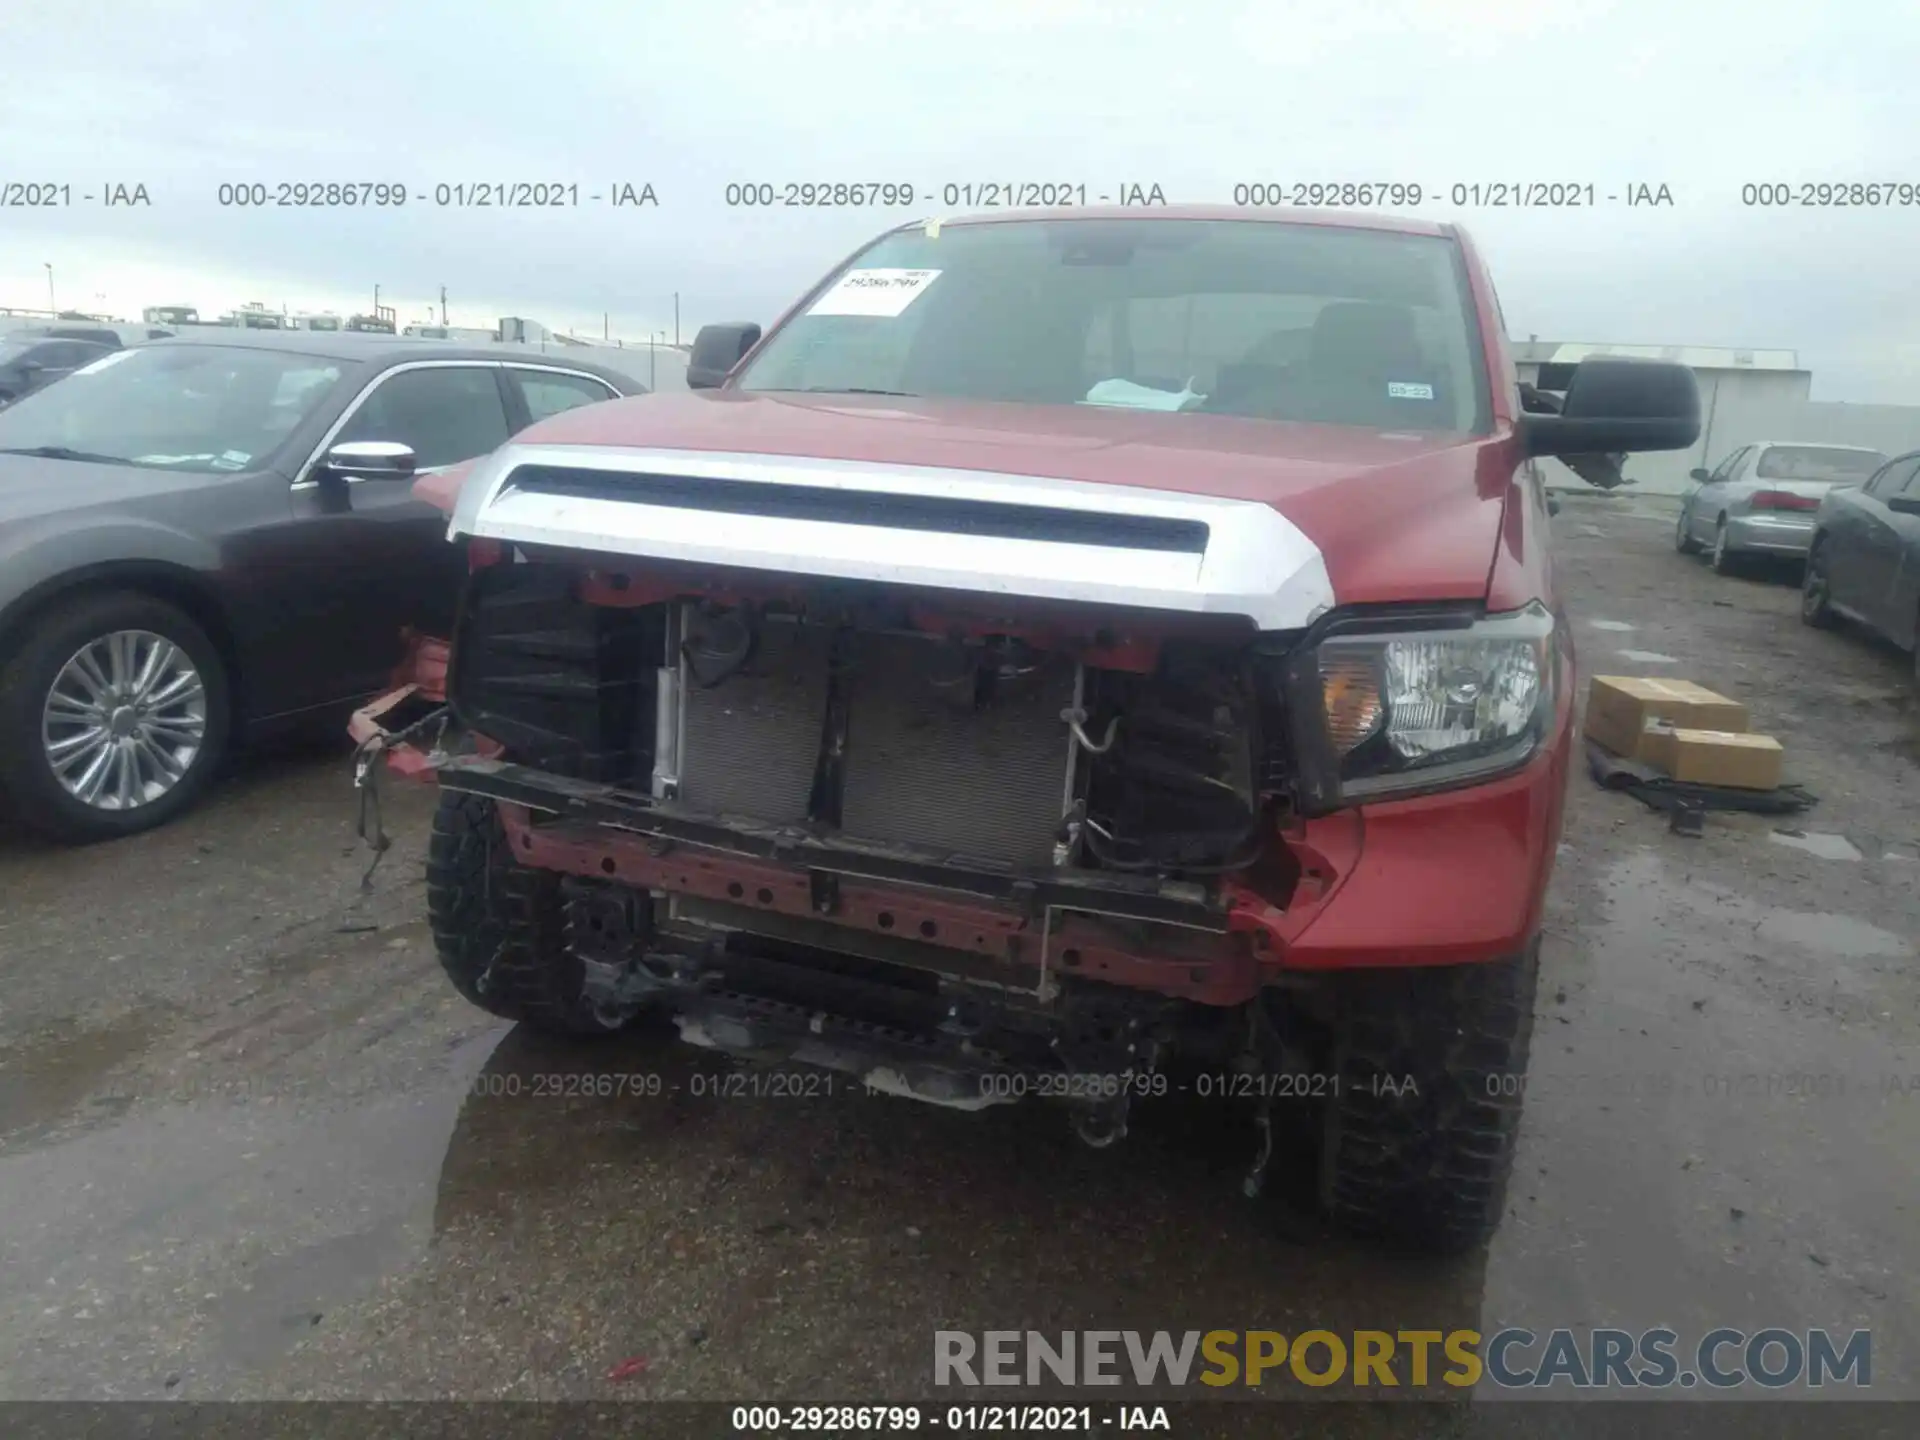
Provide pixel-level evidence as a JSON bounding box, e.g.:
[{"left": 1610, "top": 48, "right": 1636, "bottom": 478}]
[{"left": 737, "top": 218, "right": 1489, "bottom": 433}]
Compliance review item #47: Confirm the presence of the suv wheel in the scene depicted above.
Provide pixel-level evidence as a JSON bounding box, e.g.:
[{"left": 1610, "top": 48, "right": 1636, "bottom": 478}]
[
  {"left": 1801, "top": 539, "right": 1838, "bottom": 628},
  {"left": 1710, "top": 518, "right": 1740, "bottom": 575},
  {"left": 425, "top": 791, "right": 652, "bottom": 1036},
  {"left": 0, "top": 590, "right": 231, "bottom": 843},
  {"left": 1317, "top": 942, "right": 1538, "bottom": 1254},
  {"left": 1674, "top": 506, "right": 1701, "bottom": 554}
]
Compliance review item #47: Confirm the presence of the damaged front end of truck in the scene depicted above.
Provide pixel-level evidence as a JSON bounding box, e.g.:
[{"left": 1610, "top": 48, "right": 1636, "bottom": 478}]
[
  {"left": 366, "top": 444, "right": 1349, "bottom": 1129},
  {"left": 352, "top": 427, "right": 1559, "bottom": 1255}
]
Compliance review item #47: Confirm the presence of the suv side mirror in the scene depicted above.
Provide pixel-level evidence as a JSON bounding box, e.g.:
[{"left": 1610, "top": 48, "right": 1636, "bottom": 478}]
[
  {"left": 1517, "top": 358, "right": 1700, "bottom": 458},
  {"left": 688, "top": 322, "right": 762, "bottom": 390},
  {"left": 320, "top": 440, "right": 418, "bottom": 480}
]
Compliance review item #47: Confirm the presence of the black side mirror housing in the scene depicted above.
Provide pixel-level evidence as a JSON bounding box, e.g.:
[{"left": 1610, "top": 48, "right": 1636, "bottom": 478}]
[
  {"left": 688, "top": 323, "right": 762, "bottom": 390},
  {"left": 1689, "top": 467, "right": 1713, "bottom": 483},
  {"left": 1517, "top": 357, "right": 1701, "bottom": 459}
]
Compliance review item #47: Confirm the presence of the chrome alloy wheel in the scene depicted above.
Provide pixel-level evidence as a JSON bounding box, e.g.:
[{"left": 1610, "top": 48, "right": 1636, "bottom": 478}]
[{"left": 40, "top": 629, "right": 208, "bottom": 810}]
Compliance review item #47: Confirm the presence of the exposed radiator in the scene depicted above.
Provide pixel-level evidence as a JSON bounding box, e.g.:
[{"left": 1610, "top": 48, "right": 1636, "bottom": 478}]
[
  {"left": 666, "top": 605, "right": 1075, "bottom": 867},
  {"left": 839, "top": 631, "right": 1076, "bottom": 867},
  {"left": 676, "top": 613, "right": 831, "bottom": 824}
]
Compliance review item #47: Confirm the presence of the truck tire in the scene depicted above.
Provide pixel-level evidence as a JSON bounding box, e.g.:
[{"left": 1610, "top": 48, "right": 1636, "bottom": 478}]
[
  {"left": 1317, "top": 941, "right": 1538, "bottom": 1254},
  {"left": 425, "top": 790, "right": 647, "bottom": 1036}
]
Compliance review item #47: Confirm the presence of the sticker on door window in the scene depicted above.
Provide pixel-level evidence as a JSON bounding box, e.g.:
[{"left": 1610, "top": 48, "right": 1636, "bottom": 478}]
[
  {"left": 1387, "top": 381, "right": 1434, "bottom": 400},
  {"left": 807, "top": 268, "right": 942, "bottom": 318}
]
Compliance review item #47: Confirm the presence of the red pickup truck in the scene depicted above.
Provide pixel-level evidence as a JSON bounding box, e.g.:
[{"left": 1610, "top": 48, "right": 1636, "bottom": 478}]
[{"left": 357, "top": 207, "right": 1698, "bottom": 1253}]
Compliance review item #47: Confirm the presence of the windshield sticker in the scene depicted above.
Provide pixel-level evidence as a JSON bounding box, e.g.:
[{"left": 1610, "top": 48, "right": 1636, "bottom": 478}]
[
  {"left": 807, "top": 268, "right": 942, "bottom": 318},
  {"left": 74, "top": 349, "right": 140, "bottom": 376},
  {"left": 1387, "top": 380, "right": 1435, "bottom": 400}
]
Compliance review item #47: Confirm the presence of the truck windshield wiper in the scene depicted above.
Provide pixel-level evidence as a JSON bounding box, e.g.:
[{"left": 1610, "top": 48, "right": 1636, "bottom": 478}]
[{"left": 0, "top": 445, "right": 139, "bottom": 465}]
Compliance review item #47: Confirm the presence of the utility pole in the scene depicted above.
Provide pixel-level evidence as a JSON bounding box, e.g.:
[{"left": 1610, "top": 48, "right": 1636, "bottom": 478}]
[
  {"left": 673, "top": 293, "right": 679, "bottom": 346},
  {"left": 44, "top": 262, "right": 54, "bottom": 313},
  {"left": 373, "top": 284, "right": 381, "bottom": 315},
  {"left": 440, "top": 286, "right": 447, "bottom": 325},
  {"left": 603, "top": 311, "right": 608, "bottom": 340}
]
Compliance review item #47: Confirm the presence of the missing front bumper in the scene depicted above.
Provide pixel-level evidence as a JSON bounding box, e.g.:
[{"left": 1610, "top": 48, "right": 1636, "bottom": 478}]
[{"left": 431, "top": 752, "right": 1272, "bottom": 1006}]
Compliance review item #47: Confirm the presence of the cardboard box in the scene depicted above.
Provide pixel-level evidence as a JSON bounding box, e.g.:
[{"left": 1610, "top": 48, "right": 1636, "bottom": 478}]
[
  {"left": 1583, "top": 676, "right": 1749, "bottom": 759},
  {"left": 1643, "top": 727, "right": 1784, "bottom": 790}
]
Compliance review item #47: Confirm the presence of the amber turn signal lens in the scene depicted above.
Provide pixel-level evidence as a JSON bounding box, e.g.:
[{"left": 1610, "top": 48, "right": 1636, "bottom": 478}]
[{"left": 1320, "top": 651, "right": 1385, "bottom": 754}]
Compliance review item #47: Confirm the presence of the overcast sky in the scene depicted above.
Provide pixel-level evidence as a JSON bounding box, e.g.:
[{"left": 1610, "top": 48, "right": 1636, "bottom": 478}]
[{"left": 2, "top": 0, "right": 1915, "bottom": 399}]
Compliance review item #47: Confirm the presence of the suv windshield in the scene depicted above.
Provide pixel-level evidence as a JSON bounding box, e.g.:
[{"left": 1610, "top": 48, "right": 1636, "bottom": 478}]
[
  {"left": 0, "top": 344, "right": 344, "bottom": 472},
  {"left": 738, "top": 218, "right": 1488, "bottom": 433},
  {"left": 1755, "top": 445, "right": 1885, "bottom": 482}
]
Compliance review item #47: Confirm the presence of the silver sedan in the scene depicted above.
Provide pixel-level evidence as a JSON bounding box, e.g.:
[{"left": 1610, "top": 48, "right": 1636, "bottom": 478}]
[{"left": 1676, "top": 441, "right": 1887, "bottom": 573}]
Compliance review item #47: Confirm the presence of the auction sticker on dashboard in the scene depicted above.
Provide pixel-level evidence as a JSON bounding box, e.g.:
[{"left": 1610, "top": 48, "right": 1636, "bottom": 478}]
[
  {"left": 808, "top": 268, "right": 942, "bottom": 317},
  {"left": 1387, "top": 380, "right": 1434, "bottom": 400}
]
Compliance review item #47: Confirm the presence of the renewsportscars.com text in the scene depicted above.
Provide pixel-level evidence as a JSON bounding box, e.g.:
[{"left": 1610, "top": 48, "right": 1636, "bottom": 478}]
[{"left": 934, "top": 1328, "right": 1871, "bottom": 1390}]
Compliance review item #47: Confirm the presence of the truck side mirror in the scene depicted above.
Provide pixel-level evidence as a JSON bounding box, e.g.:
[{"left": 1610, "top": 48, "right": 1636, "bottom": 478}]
[
  {"left": 1517, "top": 358, "right": 1700, "bottom": 459},
  {"left": 688, "top": 323, "right": 762, "bottom": 390}
]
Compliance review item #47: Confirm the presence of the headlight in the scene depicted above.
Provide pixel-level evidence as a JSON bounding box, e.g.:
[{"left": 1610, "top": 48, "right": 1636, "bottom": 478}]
[{"left": 1311, "top": 602, "right": 1559, "bottom": 801}]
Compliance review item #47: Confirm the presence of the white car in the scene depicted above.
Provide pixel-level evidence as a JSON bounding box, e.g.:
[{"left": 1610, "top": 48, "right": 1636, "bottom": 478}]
[{"left": 1677, "top": 441, "right": 1887, "bottom": 573}]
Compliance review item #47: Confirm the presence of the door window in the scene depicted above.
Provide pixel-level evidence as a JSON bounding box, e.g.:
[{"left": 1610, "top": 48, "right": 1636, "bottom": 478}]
[
  {"left": 39, "top": 342, "right": 102, "bottom": 370},
  {"left": 1710, "top": 446, "right": 1749, "bottom": 482},
  {"left": 510, "top": 368, "right": 619, "bottom": 424},
  {"left": 335, "top": 365, "right": 511, "bottom": 469},
  {"left": 1866, "top": 457, "right": 1920, "bottom": 498}
]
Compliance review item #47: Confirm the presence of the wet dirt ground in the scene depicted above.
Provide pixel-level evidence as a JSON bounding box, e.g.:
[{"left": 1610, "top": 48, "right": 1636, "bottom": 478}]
[{"left": 0, "top": 493, "right": 1915, "bottom": 1428}]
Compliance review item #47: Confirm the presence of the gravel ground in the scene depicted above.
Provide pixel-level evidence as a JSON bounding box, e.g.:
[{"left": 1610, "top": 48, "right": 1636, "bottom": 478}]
[{"left": 0, "top": 492, "right": 1914, "bottom": 1431}]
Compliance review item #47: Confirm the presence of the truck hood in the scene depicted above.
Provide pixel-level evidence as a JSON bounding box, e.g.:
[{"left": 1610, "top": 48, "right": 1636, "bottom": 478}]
[{"left": 457, "top": 391, "right": 1511, "bottom": 613}]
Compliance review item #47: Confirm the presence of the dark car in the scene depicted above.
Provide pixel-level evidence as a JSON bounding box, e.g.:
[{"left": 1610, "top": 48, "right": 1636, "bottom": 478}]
[
  {"left": 0, "top": 335, "right": 118, "bottom": 407},
  {"left": 0, "top": 331, "right": 642, "bottom": 842},
  {"left": 1802, "top": 447, "right": 1920, "bottom": 676}
]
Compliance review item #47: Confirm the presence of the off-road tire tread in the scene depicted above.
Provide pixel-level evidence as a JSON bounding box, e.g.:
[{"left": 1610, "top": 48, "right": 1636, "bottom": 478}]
[
  {"left": 425, "top": 790, "right": 627, "bottom": 1036},
  {"left": 1319, "top": 942, "right": 1539, "bottom": 1255}
]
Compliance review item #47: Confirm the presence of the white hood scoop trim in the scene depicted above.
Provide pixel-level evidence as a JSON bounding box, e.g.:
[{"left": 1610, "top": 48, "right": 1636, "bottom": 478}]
[{"left": 448, "top": 443, "right": 1335, "bottom": 630}]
